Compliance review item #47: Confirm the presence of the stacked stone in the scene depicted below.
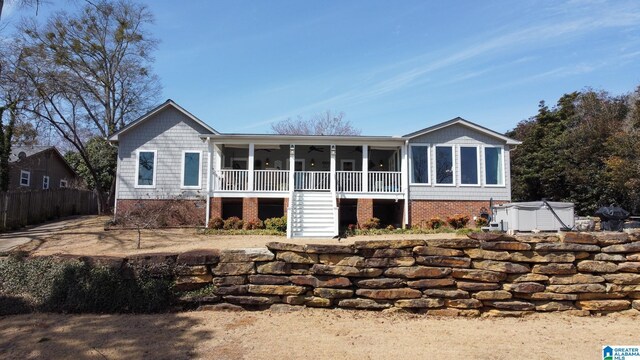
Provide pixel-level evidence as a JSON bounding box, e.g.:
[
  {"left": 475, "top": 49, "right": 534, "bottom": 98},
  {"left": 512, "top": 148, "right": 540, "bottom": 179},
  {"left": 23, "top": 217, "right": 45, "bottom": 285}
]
[{"left": 169, "top": 232, "right": 640, "bottom": 315}]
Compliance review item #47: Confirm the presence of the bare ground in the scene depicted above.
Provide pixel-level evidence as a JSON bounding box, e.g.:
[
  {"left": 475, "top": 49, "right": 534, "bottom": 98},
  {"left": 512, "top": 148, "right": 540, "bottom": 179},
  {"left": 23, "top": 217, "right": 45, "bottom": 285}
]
[
  {"left": 0, "top": 308, "right": 636, "bottom": 360},
  {"left": 12, "top": 216, "right": 464, "bottom": 257}
]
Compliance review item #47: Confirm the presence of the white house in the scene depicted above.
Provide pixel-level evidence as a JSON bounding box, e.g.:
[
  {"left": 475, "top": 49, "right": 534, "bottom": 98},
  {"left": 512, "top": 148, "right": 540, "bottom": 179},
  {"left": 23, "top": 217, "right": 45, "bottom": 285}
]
[{"left": 108, "top": 99, "right": 520, "bottom": 238}]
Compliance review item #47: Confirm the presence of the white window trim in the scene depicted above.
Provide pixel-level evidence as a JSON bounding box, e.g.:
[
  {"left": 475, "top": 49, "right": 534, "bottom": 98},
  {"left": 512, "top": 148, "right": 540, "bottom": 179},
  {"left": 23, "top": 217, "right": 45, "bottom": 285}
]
[
  {"left": 434, "top": 144, "right": 456, "bottom": 187},
  {"left": 409, "top": 144, "right": 431, "bottom": 186},
  {"left": 459, "top": 145, "right": 481, "bottom": 187},
  {"left": 42, "top": 175, "right": 50, "bottom": 190},
  {"left": 483, "top": 145, "right": 506, "bottom": 187},
  {"left": 20, "top": 170, "right": 30, "bottom": 186},
  {"left": 181, "top": 150, "right": 202, "bottom": 189},
  {"left": 59, "top": 179, "right": 68, "bottom": 188},
  {"left": 135, "top": 149, "right": 157, "bottom": 189}
]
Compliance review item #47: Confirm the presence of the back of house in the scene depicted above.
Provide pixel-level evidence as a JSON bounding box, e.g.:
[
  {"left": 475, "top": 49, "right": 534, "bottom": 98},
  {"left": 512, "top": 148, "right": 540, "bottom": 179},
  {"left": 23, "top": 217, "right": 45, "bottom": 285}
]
[{"left": 109, "top": 100, "right": 520, "bottom": 237}]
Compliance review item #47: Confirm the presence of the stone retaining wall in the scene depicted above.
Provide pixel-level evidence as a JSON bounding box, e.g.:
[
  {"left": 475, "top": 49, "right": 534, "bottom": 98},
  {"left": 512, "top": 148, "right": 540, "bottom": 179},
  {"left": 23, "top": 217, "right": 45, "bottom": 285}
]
[{"left": 88, "top": 232, "right": 640, "bottom": 316}]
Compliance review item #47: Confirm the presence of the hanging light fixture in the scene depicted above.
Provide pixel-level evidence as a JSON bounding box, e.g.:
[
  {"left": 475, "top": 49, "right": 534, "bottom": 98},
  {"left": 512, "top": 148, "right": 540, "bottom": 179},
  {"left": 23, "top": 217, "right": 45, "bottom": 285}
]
[
  {"left": 265, "top": 158, "right": 270, "bottom": 167},
  {"left": 310, "top": 158, "right": 315, "bottom": 167},
  {"left": 379, "top": 160, "right": 384, "bottom": 168}
]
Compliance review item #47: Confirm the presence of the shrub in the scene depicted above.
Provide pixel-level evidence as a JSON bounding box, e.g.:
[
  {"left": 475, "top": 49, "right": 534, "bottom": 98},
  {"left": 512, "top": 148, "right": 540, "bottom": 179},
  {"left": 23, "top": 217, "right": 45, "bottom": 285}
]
[
  {"left": 264, "top": 216, "right": 287, "bottom": 232},
  {"left": 360, "top": 217, "right": 381, "bottom": 230},
  {"left": 426, "top": 216, "right": 445, "bottom": 229},
  {"left": 0, "top": 255, "right": 177, "bottom": 314},
  {"left": 447, "top": 214, "right": 470, "bottom": 229},
  {"left": 475, "top": 217, "right": 489, "bottom": 227},
  {"left": 208, "top": 217, "right": 224, "bottom": 229},
  {"left": 223, "top": 216, "right": 243, "bottom": 230},
  {"left": 386, "top": 224, "right": 396, "bottom": 231},
  {"left": 243, "top": 219, "right": 264, "bottom": 230}
]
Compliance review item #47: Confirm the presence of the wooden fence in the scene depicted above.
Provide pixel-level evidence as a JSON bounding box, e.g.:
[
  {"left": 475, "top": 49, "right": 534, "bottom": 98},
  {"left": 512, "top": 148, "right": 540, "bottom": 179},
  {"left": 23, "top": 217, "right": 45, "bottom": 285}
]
[{"left": 0, "top": 189, "right": 99, "bottom": 231}]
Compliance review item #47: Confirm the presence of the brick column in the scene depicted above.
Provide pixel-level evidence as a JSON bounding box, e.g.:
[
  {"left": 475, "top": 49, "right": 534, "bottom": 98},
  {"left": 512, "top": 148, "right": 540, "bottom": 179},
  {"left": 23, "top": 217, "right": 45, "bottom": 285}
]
[
  {"left": 357, "top": 198, "right": 374, "bottom": 225},
  {"left": 243, "top": 197, "right": 259, "bottom": 222},
  {"left": 283, "top": 197, "right": 289, "bottom": 214},
  {"left": 210, "top": 197, "right": 222, "bottom": 219}
]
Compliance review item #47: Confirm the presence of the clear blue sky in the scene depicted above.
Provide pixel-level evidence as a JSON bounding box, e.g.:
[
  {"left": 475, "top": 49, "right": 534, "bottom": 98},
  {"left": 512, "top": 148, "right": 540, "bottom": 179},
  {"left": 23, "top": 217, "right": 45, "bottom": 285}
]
[{"left": 5, "top": 0, "right": 640, "bottom": 135}]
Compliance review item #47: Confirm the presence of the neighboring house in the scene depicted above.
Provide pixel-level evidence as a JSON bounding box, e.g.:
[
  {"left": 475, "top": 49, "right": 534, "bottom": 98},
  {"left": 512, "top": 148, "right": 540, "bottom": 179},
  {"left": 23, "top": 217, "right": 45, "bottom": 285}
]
[
  {"left": 9, "top": 146, "right": 80, "bottom": 191},
  {"left": 109, "top": 99, "right": 521, "bottom": 238}
]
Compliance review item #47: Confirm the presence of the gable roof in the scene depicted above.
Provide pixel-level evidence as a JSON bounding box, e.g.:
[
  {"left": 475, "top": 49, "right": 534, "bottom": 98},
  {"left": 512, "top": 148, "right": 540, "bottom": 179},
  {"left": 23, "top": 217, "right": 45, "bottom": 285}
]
[
  {"left": 10, "top": 145, "right": 54, "bottom": 162},
  {"left": 108, "top": 99, "right": 219, "bottom": 141},
  {"left": 10, "top": 145, "right": 79, "bottom": 177},
  {"left": 403, "top": 117, "right": 521, "bottom": 145}
]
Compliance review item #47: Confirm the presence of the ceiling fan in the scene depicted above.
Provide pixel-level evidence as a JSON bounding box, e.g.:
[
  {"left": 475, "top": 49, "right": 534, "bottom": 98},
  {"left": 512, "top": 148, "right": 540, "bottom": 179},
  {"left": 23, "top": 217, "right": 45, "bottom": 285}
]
[{"left": 308, "top": 146, "right": 325, "bottom": 153}]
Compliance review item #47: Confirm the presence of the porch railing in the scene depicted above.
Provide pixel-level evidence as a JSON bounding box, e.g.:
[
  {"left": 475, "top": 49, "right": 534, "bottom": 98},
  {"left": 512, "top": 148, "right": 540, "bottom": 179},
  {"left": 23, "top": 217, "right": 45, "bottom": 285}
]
[
  {"left": 336, "top": 171, "right": 362, "bottom": 192},
  {"left": 214, "top": 169, "right": 248, "bottom": 191},
  {"left": 213, "top": 170, "right": 401, "bottom": 193},
  {"left": 254, "top": 170, "right": 289, "bottom": 191},
  {"left": 294, "top": 171, "right": 331, "bottom": 191},
  {"left": 369, "top": 171, "right": 402, "bottom": 193}
]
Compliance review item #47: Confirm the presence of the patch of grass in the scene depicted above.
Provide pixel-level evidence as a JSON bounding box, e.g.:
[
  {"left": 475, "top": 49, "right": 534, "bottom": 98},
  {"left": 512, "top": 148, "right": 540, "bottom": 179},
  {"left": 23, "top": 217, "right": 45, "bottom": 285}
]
[
  {"left": 346, "top": 227, "right": 481, "bottom": 236},
  {"left": 202, "top": 229, "right": 285, "bottom": 236}
]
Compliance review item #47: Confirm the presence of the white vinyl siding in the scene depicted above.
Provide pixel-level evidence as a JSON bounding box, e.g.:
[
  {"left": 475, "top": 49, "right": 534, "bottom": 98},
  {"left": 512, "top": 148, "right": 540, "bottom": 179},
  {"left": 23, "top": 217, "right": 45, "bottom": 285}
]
[
  {"left": 408, "top": 123, "right": 512, "bottom": 201},
  {"left": 116, "top": 106, "right": 210, "bottom": 199}
]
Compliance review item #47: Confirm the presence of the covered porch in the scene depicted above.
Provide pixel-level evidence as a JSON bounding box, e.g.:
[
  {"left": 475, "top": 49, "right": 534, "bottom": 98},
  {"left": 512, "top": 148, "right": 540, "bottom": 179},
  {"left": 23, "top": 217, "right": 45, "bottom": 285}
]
[{"left": 209, "top": 141, "right": 406, "bottom": 197}]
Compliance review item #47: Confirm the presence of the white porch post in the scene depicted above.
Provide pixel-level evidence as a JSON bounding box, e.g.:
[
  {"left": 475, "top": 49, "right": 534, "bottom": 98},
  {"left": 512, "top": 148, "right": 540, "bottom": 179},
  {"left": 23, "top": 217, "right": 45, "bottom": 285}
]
[
  {"left": 330, "top": 145, "right": 336, "bottom": 191},
  {"left": 213, "top": 144, "right": 222, "bottom": 190},
  {"left": 288, "top": 145, "right": 295, "bottom": 192},
  {"left": 248, "top": 143, "right": 255, "bottom": 191},
  {"left": 402, "top": 141, "right": 410, "bottom": 228},
  {"left": 362, "top": 144, "right": 369, "bottom": 193},
  {"left": 205, "top": 138, "right": 212, "bottom": 227}
]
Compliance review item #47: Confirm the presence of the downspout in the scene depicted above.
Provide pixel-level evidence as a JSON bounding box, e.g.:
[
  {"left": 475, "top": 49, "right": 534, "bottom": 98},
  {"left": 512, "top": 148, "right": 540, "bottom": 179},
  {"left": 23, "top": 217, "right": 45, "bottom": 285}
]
[
  {"left": 205, "top": 138, "right": 212, "bottom": 228},
  {"left": 107, "top": 138, "right": 119, "bottom": 220},
  {"left": 403, "top": 140, "right": 410, "bottom": 228}
]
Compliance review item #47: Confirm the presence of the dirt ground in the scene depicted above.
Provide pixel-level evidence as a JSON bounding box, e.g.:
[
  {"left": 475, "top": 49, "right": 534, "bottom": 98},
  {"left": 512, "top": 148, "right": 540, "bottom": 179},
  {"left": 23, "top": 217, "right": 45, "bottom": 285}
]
[
  {"left": 13, "top": 216, "right": 464, "bottom": 257},
  {"left": 0, "top": 308, "right": 636, "bottom": 360}
]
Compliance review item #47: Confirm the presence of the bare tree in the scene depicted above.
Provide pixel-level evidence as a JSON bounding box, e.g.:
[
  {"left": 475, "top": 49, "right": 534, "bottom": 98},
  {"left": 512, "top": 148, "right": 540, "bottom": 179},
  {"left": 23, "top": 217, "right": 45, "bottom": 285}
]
[
  {"left": 115, "top": 196, "right": 179, "bottom": 250},
  {"left": 0, "top": 0, "right": 43, "bottom": 20},
  {"left": 271, "top": 110, "right": 361, "bottom": 135},
  {"left": 10, "top": 0, "right": 161, "bottom": 213}
]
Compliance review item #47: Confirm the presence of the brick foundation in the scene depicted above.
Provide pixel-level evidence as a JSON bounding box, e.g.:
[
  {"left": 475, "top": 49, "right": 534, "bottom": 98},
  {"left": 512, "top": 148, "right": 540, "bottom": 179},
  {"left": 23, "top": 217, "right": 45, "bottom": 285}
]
[
  {"left": 116, "top": 199, "right": 206, "bottom": 227},
  {"left": 210, "top": 197, "right": 222, "bottom": 220},
  {"left": 357, "top": 198, "right": 374, "bottom": 224},
  {"left": 410, "top": 200, "right": 506, "bottom": 228},
  {"left": 243, "top": 197, "right": 259, "bottom": 222}
]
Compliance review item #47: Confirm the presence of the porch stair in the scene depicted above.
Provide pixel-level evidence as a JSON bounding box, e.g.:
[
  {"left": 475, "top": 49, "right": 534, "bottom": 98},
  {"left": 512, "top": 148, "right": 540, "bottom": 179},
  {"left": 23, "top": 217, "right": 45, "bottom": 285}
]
[{"left": 290, "top": 191, "right": 337, "bottom": 238}]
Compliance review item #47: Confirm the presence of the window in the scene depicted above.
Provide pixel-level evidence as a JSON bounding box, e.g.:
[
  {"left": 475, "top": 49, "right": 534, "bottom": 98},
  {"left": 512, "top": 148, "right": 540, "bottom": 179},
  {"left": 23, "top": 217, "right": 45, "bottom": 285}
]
[
  {"left": 485, "top": 147, "right": 504, "bottom": 186},
  {"left": 410, "top": 145, "right": 429, "bottom": 184},
  {"left": 460, "top": 146, "right": 479, "bottom": 185},
  {"left": 20, "top": 170, "right": 30, "bottom": 186},
  {"left": 43, "top": 176, "right": 50, "bottom": 190},
  {"left": 182, "top": 151, "right": 202, "bottom": 188},
  {"left": 60, "top": 179, "right": 68, "bottom": 188},
  {"left": 435, "top": 146, "right": 454, "bottom": 185},
  {"left": 136, "top": 150, "right": 157, "bottom": 187}
]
